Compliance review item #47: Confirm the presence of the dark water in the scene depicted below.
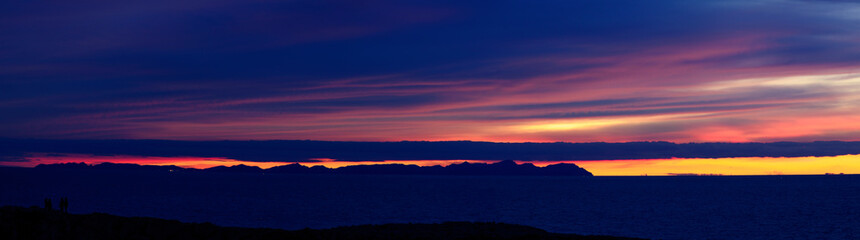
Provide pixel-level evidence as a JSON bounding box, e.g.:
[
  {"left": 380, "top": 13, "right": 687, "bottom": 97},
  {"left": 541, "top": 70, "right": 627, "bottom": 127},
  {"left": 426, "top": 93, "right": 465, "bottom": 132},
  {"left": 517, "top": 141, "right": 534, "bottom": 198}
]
[{"left": 1, "top": 168, "right": 859, "bottom": 239}]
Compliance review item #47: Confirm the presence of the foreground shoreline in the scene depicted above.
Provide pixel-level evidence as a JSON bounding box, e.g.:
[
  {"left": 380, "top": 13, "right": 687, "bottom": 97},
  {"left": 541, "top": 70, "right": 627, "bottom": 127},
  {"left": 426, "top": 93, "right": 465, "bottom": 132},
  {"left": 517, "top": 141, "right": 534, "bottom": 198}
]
[{"left": 0, "top": 205, "right": 643, "bottom": 240}]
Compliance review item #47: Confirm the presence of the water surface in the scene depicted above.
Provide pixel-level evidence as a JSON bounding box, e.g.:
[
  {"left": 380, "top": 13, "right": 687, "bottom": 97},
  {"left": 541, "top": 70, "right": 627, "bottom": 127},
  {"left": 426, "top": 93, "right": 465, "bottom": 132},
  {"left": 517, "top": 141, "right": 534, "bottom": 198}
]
[{"left": 1, "top": 168, "right": 858, "bottom": 239}]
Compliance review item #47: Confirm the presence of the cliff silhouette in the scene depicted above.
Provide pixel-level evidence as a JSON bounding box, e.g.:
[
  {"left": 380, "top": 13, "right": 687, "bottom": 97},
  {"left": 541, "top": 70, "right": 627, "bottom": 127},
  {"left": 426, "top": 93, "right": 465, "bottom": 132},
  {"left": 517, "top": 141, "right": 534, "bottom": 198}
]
[
  {"left": 0, "top": 206, "right": 642, "bottom": 240},
  {"left": 34, "top": 160, "right": 593, "bottom": 176}
]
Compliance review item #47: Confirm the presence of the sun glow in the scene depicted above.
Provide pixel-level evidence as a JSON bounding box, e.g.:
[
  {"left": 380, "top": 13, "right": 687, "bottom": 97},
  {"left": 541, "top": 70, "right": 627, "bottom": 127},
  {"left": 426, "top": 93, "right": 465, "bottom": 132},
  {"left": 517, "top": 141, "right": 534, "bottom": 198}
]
[
  {"left": 513, "top": 119, "right": 629, "bottom": 132},
  {"left": 509, "top": 113, "right": 709, "bottom": 134}
]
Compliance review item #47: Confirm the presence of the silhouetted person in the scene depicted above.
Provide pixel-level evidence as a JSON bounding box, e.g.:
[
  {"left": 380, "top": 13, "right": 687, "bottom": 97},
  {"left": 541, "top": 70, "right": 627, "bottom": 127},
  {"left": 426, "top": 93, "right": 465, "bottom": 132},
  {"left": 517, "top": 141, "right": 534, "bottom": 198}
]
[
  {"left": 44, "top": 198, "right": 52, "bottom": 210},
  {"left": 59, "top": 197, "right": 68, "bottom": 213}
]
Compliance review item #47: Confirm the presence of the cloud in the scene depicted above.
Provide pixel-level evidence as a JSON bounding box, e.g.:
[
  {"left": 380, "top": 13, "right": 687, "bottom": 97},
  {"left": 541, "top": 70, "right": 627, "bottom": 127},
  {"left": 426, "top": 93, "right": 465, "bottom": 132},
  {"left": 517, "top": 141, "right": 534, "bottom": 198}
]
[{"left": 1, "top": 0, "right": 859, "bottom": 142}]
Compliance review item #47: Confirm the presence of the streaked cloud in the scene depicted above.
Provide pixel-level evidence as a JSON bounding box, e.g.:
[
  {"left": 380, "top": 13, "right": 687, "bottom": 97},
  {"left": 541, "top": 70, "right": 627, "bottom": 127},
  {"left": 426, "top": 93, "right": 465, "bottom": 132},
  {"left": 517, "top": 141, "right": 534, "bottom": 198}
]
[{"left": 1, "top": 0, "right": 859, "bottom": 142}]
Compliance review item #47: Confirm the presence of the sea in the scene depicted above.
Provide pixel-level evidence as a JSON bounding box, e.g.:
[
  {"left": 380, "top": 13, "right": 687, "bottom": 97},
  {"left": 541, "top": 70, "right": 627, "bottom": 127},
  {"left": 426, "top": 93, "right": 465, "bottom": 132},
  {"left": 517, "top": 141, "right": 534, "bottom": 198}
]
[{"left": 1, "top": 167, "right": 858, "bottom": 239}]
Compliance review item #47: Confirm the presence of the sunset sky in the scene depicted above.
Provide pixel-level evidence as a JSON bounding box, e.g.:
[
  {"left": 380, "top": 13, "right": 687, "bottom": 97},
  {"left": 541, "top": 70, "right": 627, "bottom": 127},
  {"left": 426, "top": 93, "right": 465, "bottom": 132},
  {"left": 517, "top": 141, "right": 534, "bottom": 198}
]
[{"left": 2, "top": 1, "right": 860, "bottom": 175}]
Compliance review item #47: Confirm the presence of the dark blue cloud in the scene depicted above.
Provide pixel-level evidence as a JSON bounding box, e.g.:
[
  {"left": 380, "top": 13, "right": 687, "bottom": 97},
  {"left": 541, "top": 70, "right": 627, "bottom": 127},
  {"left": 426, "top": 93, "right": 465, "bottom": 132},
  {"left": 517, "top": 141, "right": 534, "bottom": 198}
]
[{"left": 4, "top": 139, "right": 860, "bottom": 162}]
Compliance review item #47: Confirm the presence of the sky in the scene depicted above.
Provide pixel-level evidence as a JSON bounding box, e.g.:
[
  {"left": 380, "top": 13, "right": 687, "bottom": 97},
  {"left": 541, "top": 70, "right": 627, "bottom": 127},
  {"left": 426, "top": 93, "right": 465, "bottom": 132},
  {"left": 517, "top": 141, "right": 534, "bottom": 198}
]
[
  {"left": 3, "top": 0, "right": 860, "bottom": 176},
  {"left": 2, "top": 0, "right": 860, "bottom": 143}
]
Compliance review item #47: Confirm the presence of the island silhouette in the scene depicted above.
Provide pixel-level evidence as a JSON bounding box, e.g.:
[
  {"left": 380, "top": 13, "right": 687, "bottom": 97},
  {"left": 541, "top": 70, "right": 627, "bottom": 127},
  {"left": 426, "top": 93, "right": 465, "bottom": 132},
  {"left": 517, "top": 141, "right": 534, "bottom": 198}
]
[{"left": 32, "top": 160, "right": 593, "bottom": 176}]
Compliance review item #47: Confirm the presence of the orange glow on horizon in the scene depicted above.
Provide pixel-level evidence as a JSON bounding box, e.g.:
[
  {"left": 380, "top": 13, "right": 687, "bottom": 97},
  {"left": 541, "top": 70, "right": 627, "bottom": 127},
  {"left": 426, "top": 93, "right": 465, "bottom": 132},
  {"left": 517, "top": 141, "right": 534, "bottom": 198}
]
[
  {"left": 3, "top": 153, "right": 860, "bottom": 176},
  {"left": 299, "top": 159, "right": 497, "bottom": 169},
  {"left": 567, "top": 155, "right": 860, "bottom": 176},
  {"left": 1, "top": 153, "right": 498, "bottom": 170},
  {"left": 4, "top": 153, "right": 294, "bottom": 169}
]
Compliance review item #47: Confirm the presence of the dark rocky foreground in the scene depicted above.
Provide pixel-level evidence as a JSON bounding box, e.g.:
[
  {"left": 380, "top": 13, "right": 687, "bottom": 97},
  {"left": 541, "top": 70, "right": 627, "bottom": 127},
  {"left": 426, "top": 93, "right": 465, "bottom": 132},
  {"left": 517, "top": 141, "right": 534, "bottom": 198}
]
[{"left": 0, "top": 206, "right": 643, "bottom": 240}]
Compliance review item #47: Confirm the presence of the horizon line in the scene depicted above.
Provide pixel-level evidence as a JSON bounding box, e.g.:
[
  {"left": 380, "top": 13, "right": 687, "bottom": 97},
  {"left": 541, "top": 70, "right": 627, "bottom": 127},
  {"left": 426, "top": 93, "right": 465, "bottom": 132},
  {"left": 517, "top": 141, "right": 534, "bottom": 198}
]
[{"left": 4, "top": 137, "right": 859, "bottom": 144}]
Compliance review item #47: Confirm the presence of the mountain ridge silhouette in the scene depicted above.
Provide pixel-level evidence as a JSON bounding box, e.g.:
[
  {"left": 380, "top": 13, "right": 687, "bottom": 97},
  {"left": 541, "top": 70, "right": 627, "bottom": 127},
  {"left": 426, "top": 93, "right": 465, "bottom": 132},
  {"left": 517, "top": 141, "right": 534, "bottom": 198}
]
[{"left": 32, "top": 160, "right": 593, "bottom": 176}]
